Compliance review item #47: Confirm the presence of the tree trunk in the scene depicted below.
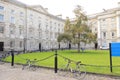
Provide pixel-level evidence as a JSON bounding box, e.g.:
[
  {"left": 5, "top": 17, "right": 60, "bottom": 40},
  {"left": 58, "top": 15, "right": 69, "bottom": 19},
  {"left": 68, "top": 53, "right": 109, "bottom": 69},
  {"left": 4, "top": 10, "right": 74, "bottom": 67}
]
[
  {"left": 78, "top": 33, "right": 80, "bottom": 53},
  {"left": 59, "top": 43, "right": 60, "bottom": 50},
  {"left": 69, "top": 42, "right": 71, "bottom": 50},
  {"left": 78, "top": 43, "right": 80, "bottom": 53}
]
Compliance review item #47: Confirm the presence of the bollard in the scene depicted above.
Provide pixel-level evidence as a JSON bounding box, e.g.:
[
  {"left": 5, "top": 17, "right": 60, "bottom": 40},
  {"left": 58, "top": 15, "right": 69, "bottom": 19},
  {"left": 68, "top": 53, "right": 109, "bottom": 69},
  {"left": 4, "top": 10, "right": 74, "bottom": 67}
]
[
  {"left": 109, "top": 43, "right": 112, "bottom": 72},
  {"left": 11, "top": 50, "right": 14, "bottom": 66},
  {"left": 54, "top": 50, "right": 58, "bottom": 73}
]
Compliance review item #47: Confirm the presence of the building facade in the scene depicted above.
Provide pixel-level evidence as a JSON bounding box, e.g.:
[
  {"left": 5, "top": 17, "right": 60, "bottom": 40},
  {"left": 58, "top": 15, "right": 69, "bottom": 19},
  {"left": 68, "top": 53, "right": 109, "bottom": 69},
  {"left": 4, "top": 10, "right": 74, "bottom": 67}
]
[
  {"left": 0, "top": 0, "right": 66, "bottom": 52},
  {"left": 88, "top": 3, "right": 120, "bottom": 49}
]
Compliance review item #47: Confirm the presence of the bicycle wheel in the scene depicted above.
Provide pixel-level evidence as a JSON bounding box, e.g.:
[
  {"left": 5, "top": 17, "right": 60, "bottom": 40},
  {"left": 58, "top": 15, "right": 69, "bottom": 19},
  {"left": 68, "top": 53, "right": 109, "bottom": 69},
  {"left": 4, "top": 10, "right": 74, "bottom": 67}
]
[
  {"left": 73, "top": 64, "right": 86, "bottom": 80},
  {"left": 29, "top": 65, "right": 36, "bottom": 71},
  {"left": 58, "top": 65, "right": 73, "bottom": 77},
  {"left": 0, "top": 59, "right": 4, "bottom": 64}
]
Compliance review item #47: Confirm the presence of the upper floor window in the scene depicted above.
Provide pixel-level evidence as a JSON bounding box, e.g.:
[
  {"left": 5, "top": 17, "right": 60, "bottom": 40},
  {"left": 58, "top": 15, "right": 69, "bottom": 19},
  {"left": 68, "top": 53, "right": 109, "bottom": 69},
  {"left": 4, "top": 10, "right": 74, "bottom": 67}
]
[
  {"left": 10, "top": 41, "right": 14, "bottom": 47},
  {"left": 112, "top": 32, "right": 115, "bottom": 37},
  {"left": 95, "top": 28, "right": 97, "bottom": 31},
  {"left": 0, "top": 14, "right": 4, "bottom": 22},
  {"left": 10, "top": 17, "right": 15, "bottom": 24},
  {"left": 30, "top": 14, "right": 33, "bottom": 19},
  {"left": 19, "top": 27, "right": 22, "bottom": 35},
  {"left": 0, "top": 26, "right": 4, "bottom": 33},
  {"left": 111, "top": 24, "right": 115, "bottom": 27},
  {"left": 58, "top": 28, "right": 60, "bottom": 32},
  {"left": 19, "top": 41, "right": 22, "bottom": 48},
  {"left": 11, "top": 10, "right": 15, "bottom": 14},
  {"left": 102, "top": 19, "right": 106, "bottom": 22},
  {"left": 111, "top": 18, "right": 115, "bottom": 22},
  {"left": 54, "top": 22, "right": 56, "bottom": 25},
  {"left": 20, "top": 12, "right": 24, "bottom": 17},
  {"left": 10, "top": 27, "right": 15, "bottom": 34},
  {"left": 38, "top": 23, "right": 41, "bottom": 29},
  {"left": 103, "top": 32, "right": 106, "bottom": 38},
  {"left": 58, "top": 23, "right": 60, "bottom": 26},
  {"left": 0, "top": 6, "right": 4, "bottom": 11},
  {"left": 20, "top": 19, "right": 24, "bottom": 25}
]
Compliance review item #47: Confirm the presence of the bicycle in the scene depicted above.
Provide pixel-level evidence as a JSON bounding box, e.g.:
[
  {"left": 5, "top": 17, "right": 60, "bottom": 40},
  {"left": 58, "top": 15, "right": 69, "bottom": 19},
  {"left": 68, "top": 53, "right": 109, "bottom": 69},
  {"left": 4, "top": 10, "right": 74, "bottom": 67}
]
[
  {"left": 58, "top": 58, "right": 86, "bottom": 80},
  {"left": 22, "top": 59, "right": 37, "bottom": 71},
  {"left": 0, "top": 55, "right": 6, "bottom": 64}
]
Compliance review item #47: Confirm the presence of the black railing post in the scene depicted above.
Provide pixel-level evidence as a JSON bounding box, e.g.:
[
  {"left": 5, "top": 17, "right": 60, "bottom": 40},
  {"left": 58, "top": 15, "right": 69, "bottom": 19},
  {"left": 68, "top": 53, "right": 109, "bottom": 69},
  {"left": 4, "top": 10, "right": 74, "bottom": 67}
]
[
  {"left": 109, "top": 43, "right": 112, "bottom": 72},
  {"left": 54, "top": 50, "right": 58, "bottom": 73},
  {"left": 11, "top": 49, "right": 14, "bottom": 66}
]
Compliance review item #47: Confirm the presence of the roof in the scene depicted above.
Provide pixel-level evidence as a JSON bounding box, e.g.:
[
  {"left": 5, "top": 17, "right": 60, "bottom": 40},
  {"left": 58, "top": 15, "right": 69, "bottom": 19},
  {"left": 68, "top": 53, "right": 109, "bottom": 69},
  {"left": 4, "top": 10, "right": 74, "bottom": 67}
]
[
  {"left": 88, "top": 7, "right": 120, "bottom": 19},
  {"left": 4, "top": 0, "right": 65, "bottom": 22}
]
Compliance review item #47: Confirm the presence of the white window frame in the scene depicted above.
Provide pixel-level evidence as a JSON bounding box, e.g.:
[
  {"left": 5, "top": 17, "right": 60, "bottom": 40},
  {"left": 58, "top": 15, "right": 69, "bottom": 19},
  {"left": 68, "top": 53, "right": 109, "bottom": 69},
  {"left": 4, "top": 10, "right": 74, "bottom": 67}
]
[
  {"left": 0, "top": 14, "right": 4, "bottom": 22},
  {"left": 10, "top": 16, "right": 15, "bottom": 24},
  {"left": 0, "top": 26, "right": 4, "bottom": 33},
  {"left": 0, "top": 6, "right": 4, "bottom": 11}
]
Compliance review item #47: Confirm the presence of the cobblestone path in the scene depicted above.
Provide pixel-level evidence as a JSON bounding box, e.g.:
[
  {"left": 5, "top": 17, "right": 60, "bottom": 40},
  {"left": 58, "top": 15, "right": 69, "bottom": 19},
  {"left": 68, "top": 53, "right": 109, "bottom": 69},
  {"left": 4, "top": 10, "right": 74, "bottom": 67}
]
[{"left": 0, "top": 63, "right": 120, "bottom": 80}]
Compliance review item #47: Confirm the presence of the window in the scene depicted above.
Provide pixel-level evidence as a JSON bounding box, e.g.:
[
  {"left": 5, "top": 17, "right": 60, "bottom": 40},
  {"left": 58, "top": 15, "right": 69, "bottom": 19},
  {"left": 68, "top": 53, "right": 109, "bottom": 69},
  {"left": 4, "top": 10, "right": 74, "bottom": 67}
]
[
  {"left": 10, "top": 27, "right": 15, "bottom": 34},
  {"left": 10, "top": 41, "right": 14, "bottom": 47},
  {"left": 0, "top": 14, "right": 4, "bottom": 22},
  {"left": 0, "top": 6, "right": 4, "bottom": 11},
  {"left": 38, "top": 17, "right": 41, "bottom": 22},
  {"left": 39, "top": 32, "right": 41, "bottom": 38},
  {"left": 111, "top": 18, "right": 115, "bottom": 22},
  {"left": 58, "top": 24, "right": 60, "bottom": 26},
  {"left": 19, "top": 27, "right": 22, "bottom": 35},
  {"left": 11, "top": 10, "right": 15, "bottom": 14},
  {"left": 58, "top": 28, "right": 60, "bottom": 32},
  {"left": 103, "top": 32, "right": 106, "bottom": 38},
  {"left": 0, "top": 26, "right": 4, "bottom": 33},
  {"left": 46, "top": 25, "right": 48, "bottom": 30},
  {"left": 20, "top": 19, "right": 24, "bottom": 25},
  {"left": 10, "top": 17, "right": 15, "bottom": 24},
  {"left": 112, "top": 32, "right": 114, "bottom": 37},
  {"left": 30, "top": 14, "right": 33, "bottom": 19},
  {"left": 39, "top": 23, "right": 41, "bottom": 29},
  {"left": 111, "top": 24, "right": 115, "bottom": 27},
  {"left": 102, "top": 19, "right": 106, "bottom": 21},
  {"left": 19, "top": 41, "right": 22, "bottom": 48},
  {"left": 54, "top": 22, "right": 56, "bottom": 26},
  {"left": 20, "top": 12, "right": 23, "bottom": 16}
]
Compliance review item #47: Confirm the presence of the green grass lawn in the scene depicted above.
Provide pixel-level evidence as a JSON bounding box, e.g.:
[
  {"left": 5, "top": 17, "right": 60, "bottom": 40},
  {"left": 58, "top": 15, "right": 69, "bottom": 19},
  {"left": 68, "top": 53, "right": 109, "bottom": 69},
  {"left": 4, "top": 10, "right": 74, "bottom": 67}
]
[{"left": 5, "top": 50, "right": 120, "bottom": 75}]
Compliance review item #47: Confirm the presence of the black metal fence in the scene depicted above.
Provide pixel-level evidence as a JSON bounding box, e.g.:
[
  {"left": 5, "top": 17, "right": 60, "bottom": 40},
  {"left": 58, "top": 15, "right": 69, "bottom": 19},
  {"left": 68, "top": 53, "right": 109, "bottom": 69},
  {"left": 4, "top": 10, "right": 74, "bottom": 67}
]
[{"left": 1, "top": 50, "right": 120, "bottom": 75}]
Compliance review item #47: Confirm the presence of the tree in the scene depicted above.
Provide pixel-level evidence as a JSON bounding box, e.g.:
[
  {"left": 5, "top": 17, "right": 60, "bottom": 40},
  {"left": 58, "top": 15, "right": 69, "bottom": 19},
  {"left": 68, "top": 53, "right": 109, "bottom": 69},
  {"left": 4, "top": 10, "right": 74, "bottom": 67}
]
[
  {"left": 57, "top": 33, "right": 72, "bottom": 49},
  {"left": 57, "top": 17, "right": 72, "bottom": 50},
  {"left": 64, "top": 17, "right": 71, "bottom": 32},
  {"left": 71, "top": 5, "right": 97, "bottom": 53},
  {"left": 57, "top": 5, "right": 96, "bottom": 53}
]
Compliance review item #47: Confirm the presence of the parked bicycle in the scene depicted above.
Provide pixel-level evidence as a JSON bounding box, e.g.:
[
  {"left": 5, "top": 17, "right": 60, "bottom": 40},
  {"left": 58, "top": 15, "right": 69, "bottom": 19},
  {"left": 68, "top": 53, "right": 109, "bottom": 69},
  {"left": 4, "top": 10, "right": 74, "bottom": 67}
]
[
  {"left": 22, "top": 59, "right": 37, "bottom": 71},
  {"left": 58, "top": 58, "right": 86, "bottom": 80},
  {"left": 0, "top": 55, "right": 6, "bottom": 64}
]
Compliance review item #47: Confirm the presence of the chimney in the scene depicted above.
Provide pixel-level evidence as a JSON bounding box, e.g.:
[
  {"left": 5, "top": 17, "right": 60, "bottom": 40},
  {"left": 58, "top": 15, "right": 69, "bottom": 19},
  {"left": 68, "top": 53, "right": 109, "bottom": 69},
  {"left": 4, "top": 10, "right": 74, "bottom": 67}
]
[
  {"left": 45, "top": 8, "right": 48, "bottom": 11},
  {"left": 56, "top": 14, "right": 62, "bottom": 18}
]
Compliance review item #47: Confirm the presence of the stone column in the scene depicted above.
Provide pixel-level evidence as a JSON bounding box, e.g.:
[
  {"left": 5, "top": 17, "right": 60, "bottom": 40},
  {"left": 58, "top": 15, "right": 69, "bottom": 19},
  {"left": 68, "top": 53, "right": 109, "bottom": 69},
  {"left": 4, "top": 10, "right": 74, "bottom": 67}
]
[
  {"left": 116, "top": 16, "right": 120, "bottom": 38},
  {"left": 97, "top": 19, "right": 101, "bottom": 48}
]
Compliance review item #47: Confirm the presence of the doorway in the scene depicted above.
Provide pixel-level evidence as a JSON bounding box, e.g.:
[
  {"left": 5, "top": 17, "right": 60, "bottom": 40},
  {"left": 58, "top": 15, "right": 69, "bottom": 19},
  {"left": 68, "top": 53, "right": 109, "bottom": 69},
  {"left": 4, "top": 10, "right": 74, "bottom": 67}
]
[
  {"left": 0, "top": 42, "right": 4, "bottom": 51},
  {"left": 39, "top": 43, "right": 41, "bottom": 51}
]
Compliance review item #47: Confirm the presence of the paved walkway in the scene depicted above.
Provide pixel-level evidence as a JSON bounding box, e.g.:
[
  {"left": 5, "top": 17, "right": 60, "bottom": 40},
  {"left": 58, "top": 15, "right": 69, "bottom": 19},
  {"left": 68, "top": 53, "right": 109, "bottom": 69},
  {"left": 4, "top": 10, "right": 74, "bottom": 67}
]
[{"left": 0, "top": 63, "right": 120, "bottom": 80}]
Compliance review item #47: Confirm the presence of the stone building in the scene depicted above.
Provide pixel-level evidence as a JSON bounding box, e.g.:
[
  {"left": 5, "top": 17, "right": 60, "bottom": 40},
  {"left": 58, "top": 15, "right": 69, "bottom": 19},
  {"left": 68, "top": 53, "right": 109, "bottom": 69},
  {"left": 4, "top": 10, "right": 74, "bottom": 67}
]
[
  {"left": 88, "top": 2, "right": 120, "bottom": 49},
  {"left": 0, "top": 0, "right": 66, "bottom": 52}
]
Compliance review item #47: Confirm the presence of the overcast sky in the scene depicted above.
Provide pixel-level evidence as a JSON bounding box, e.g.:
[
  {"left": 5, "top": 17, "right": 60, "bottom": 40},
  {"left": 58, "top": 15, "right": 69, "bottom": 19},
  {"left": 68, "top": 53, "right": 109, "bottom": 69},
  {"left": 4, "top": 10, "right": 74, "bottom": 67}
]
[{"left": 18, "top": 0, "right": 120, "bottom": 19}]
